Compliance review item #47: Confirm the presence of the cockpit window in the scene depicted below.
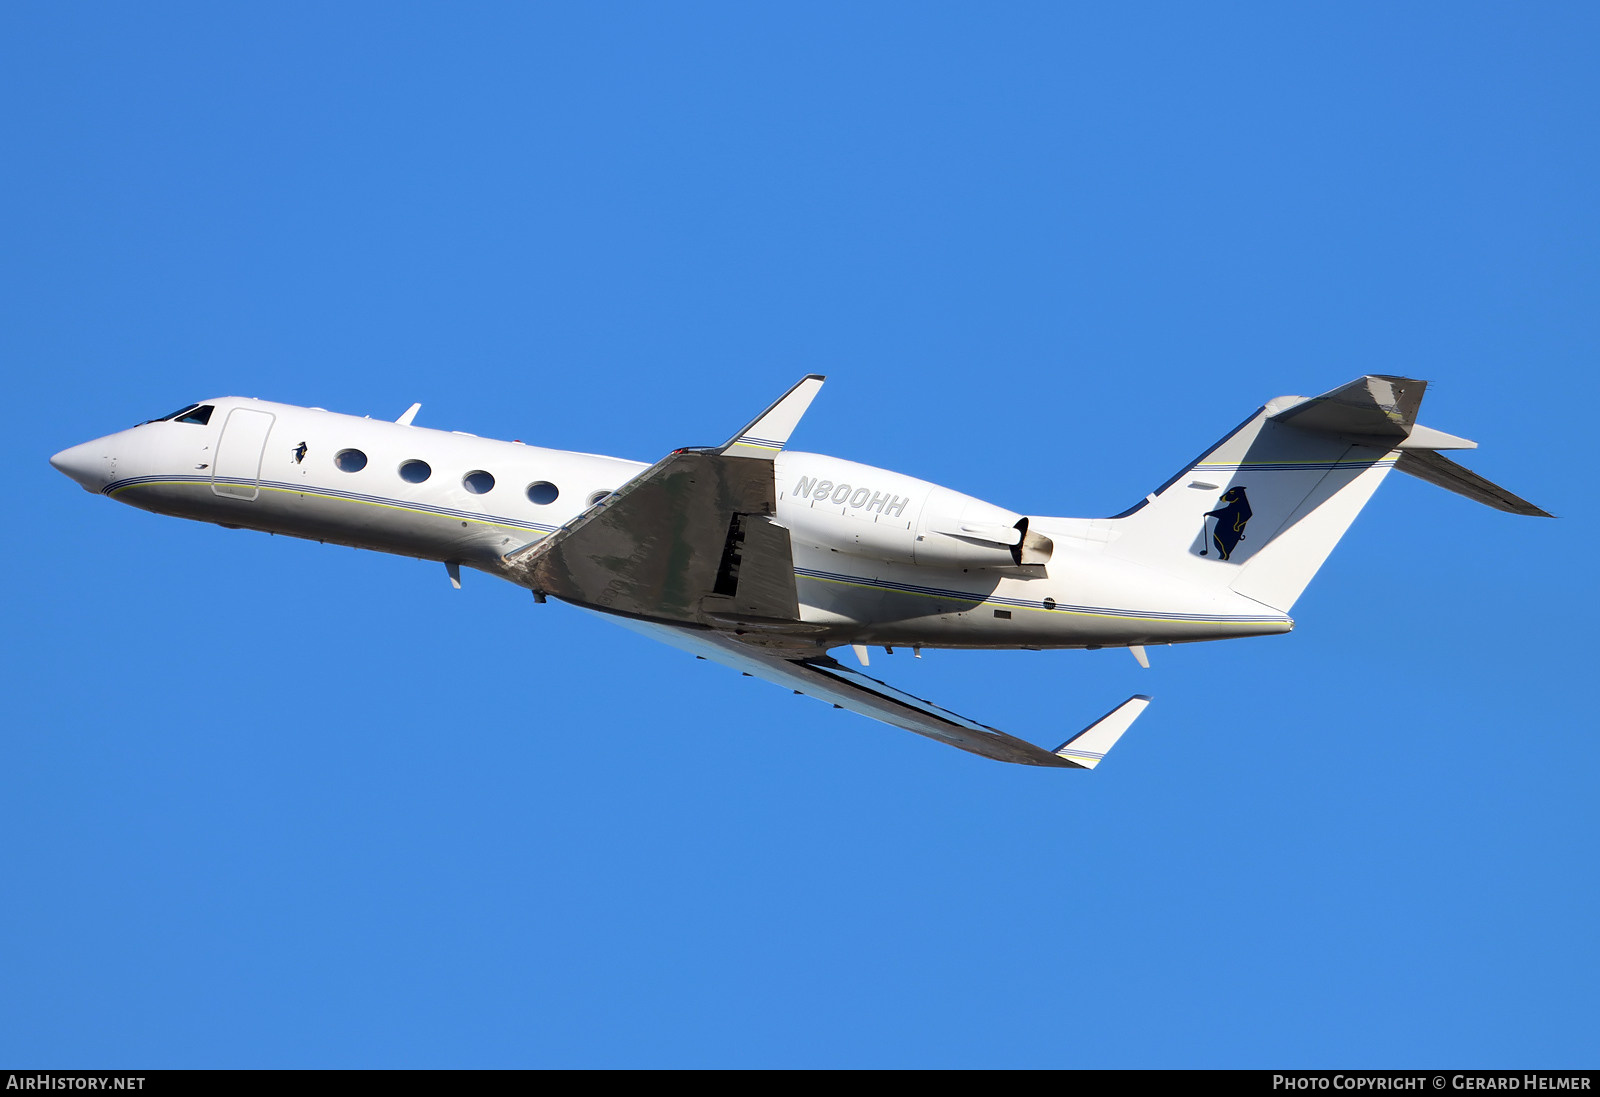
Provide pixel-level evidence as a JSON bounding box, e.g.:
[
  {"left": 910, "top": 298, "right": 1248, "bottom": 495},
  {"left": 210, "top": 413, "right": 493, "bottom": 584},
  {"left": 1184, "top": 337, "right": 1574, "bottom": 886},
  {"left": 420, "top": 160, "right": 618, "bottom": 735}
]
[
  {"left": 173, "top": 405, "right": 214, "bottom": 425},
  {"left": 146, "top": 403, "right": 199, "bottom": 424}
]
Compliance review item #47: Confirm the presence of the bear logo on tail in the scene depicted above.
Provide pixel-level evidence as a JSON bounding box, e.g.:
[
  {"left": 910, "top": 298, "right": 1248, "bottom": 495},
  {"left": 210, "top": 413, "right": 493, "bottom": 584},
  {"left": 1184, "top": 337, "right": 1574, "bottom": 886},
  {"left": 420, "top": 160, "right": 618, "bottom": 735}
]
[{"left": 1201, "top": 486, "right": 1253, "bottom": 560}]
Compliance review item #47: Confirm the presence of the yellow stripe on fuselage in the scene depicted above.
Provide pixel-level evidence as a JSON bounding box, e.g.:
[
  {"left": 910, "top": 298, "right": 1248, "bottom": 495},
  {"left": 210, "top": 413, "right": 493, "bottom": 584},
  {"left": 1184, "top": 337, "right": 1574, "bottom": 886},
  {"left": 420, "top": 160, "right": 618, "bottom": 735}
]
[{"left": 110, "top": 479, "right": 552, "bottom": 535}]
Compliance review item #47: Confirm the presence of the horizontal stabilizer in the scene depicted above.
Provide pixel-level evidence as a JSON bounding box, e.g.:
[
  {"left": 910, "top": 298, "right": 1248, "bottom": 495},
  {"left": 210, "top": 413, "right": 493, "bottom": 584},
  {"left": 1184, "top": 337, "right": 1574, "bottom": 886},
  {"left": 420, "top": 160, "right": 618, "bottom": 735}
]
[
  {"left": 1269, "top": 375, "right": 1423, "bottom": 439},
  {"left": 1396, "top": 423, "right": 1476, "bottom": 450},
  {"left": 1395, "top": 450, "right": 1553, "bottom": 517},
  {"left": 720, "top": 374, "right": 825, "bottom": 459},
  {"left": 1054, "top": 696, "right": 1150, "bottom": 768},
  {"left": 597, "top": 613, "right": 1139, "bottom": 768}
]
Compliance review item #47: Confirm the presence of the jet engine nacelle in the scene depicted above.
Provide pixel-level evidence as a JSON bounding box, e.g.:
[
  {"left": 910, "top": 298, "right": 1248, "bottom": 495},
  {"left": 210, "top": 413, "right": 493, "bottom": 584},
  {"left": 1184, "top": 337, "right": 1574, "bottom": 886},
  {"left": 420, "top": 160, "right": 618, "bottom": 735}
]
[{"left": 775, "top": 453, "right": 1053, "bottom": 570}]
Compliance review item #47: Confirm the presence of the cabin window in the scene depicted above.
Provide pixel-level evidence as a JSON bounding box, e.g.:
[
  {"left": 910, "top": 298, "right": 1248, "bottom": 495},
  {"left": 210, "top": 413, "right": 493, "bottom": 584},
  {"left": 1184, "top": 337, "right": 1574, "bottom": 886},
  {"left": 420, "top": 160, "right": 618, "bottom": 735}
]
[
  {"left": 335, "top": 449, "right": 368, "bottom": 472},
  {"left": 399, "top": 459, "right": 431, "bottom": 484},
  {"left": 173, "top": 405, "right": 214, "bottom": 425},
  {"left": 463, "top": 470, "right": 495, "bottom": 494},
  {"left": 526, "top": 481, "right": 559, "bottom": 505},
  {"left": 587, "top": 490, "right": 611, "bottom": 506}
]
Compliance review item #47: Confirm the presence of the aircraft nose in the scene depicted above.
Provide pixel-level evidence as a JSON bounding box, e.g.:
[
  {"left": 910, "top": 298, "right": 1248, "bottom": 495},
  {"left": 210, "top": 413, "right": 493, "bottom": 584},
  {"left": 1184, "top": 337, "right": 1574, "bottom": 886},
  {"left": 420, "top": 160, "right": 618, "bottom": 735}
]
[{"left": 50, "top": 440, "right": 111, "bottom": 493}]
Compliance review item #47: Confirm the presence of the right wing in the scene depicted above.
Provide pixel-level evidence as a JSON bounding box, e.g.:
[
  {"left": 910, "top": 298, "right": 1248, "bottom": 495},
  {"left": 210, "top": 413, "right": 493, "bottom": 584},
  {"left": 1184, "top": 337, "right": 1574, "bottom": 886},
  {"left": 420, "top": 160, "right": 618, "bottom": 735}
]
[
  {"left": 504, "top": 374, "right": 1149, "bottom": 769},
  {"left": 603, "top": 613, "right": 1150, "bottom": 769}
]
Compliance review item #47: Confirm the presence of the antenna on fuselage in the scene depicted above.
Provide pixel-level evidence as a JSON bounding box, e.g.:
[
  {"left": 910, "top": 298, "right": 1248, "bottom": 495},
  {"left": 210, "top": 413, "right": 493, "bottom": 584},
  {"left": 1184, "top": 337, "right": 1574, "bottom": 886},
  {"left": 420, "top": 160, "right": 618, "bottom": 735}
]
[{"left": 396, "top": 403, "right": 421, "bottom": 426}]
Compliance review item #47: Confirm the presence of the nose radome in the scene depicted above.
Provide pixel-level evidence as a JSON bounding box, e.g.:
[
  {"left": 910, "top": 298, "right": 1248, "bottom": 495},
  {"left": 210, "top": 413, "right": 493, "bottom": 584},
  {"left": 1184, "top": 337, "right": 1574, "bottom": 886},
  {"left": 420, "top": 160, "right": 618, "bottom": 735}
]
[{"left": 50, "top": 441, "right": 110, "bottom": 493}]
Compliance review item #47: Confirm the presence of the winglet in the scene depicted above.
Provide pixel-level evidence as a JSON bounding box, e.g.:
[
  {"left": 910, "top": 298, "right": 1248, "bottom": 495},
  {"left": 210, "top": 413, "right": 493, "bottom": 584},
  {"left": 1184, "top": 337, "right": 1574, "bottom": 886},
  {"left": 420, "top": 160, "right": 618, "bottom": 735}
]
[
  {"left": 1053, "top": 695, "right": 1151, "bottom": 769},
  {"left": 719, "top": 375, "right": 825, "bottom": 459}
]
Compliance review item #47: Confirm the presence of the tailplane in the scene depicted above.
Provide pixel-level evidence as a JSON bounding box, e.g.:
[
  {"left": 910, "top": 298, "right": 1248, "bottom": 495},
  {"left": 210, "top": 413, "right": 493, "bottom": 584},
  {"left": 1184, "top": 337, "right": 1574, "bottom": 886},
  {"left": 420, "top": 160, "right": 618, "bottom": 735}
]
[{"left": 1101, "top": 376, "right": 1549, "bottom": 613}]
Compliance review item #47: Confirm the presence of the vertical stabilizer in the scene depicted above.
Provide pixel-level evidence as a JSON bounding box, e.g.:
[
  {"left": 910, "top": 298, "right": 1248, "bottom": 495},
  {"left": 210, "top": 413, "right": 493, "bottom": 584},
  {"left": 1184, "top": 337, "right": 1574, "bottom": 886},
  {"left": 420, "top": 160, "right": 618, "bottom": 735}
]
[
  {"left": 1104, "top": 405, "right": 1397, "bottom": 612},
  {"left": 1099, "top": 376, "right": 1547, "bottom": 613}
]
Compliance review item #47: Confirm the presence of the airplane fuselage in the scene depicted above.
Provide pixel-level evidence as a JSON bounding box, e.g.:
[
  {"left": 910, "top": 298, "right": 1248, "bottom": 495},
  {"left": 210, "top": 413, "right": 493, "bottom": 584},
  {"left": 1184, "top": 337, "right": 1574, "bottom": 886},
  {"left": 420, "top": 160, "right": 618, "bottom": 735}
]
[{"left": 51, "top": 396, "right": 1291, "bottom": 653}]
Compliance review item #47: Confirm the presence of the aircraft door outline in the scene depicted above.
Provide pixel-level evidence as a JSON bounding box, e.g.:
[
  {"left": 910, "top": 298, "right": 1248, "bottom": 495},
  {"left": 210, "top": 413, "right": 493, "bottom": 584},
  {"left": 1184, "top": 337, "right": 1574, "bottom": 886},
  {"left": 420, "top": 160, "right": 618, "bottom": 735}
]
[{"left": 212, "top": 408, "right": 275, "bottom": 500}]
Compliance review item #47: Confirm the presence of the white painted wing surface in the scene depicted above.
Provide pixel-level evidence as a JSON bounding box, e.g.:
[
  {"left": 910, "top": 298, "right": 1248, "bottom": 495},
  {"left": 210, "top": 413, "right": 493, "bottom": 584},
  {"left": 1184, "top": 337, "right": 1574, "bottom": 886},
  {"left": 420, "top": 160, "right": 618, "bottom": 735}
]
[
  {"left": 719, "top": 374, "right": 825, "bottom": 459},
  {"left": 601, "top": 612, "right": 1149, "bottom": 769},
  {"left": 1054, "top": 696, "right": 1150, "bottom": 768}
]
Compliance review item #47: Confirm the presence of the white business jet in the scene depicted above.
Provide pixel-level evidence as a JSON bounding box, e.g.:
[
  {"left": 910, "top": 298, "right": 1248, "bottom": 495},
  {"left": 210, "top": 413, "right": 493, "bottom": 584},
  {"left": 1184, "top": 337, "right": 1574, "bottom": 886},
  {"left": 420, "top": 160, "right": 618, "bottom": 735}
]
[{"left": 50, "top": 375, "right": 1547, "bottom": 769}]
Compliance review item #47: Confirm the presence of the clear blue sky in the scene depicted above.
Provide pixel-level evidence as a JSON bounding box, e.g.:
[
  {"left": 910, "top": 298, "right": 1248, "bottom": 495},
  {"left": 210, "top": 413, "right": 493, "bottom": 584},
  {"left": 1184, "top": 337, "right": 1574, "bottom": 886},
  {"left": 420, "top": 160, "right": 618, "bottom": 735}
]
[{"left": 3, "top": 3, "right": 1596, "bottom": 1068}]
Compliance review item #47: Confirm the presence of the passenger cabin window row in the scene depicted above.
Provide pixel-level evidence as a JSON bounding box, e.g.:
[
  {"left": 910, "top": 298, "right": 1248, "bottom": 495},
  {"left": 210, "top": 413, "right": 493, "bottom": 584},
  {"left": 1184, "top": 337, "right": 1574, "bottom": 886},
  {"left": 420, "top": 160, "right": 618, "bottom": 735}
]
[
  {"left": 148, "top": 405, "right": 593, "bottom": 508},
  {"left": 331, "top": 448, "right": 570, "bottom": 506}
]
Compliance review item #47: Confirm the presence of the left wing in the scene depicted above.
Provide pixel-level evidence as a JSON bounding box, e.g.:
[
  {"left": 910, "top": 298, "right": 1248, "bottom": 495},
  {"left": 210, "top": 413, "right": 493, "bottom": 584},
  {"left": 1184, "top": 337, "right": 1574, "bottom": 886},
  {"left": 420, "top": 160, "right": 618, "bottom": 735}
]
[
  {"left": 602, "top": 613, "right": 1150, "bottom": 769},
  {"left": 719, "top": 374, "right": 825, "bottom": 458},
  {"left": 502, "top": 375, "right": 824, "bottom": 627}
]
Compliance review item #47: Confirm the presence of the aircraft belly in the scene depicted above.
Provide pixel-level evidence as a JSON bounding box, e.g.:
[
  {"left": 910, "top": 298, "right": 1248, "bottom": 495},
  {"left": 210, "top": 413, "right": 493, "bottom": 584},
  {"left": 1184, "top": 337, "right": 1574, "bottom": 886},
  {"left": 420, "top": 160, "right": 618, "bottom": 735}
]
[
  {"left": 791, "top": 549, "right": 1290, "bottom": 649},
  {"left": 804, "top": 599, "right": 1286, "bottom": 648}
]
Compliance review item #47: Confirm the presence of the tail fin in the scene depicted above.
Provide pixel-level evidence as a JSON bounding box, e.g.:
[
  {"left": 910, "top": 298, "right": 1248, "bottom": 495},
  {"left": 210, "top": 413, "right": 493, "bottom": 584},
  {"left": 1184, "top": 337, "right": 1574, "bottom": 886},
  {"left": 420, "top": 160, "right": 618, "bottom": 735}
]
[{"left": 1102, "top": 376, "right": 1548, "bottom": 613}]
